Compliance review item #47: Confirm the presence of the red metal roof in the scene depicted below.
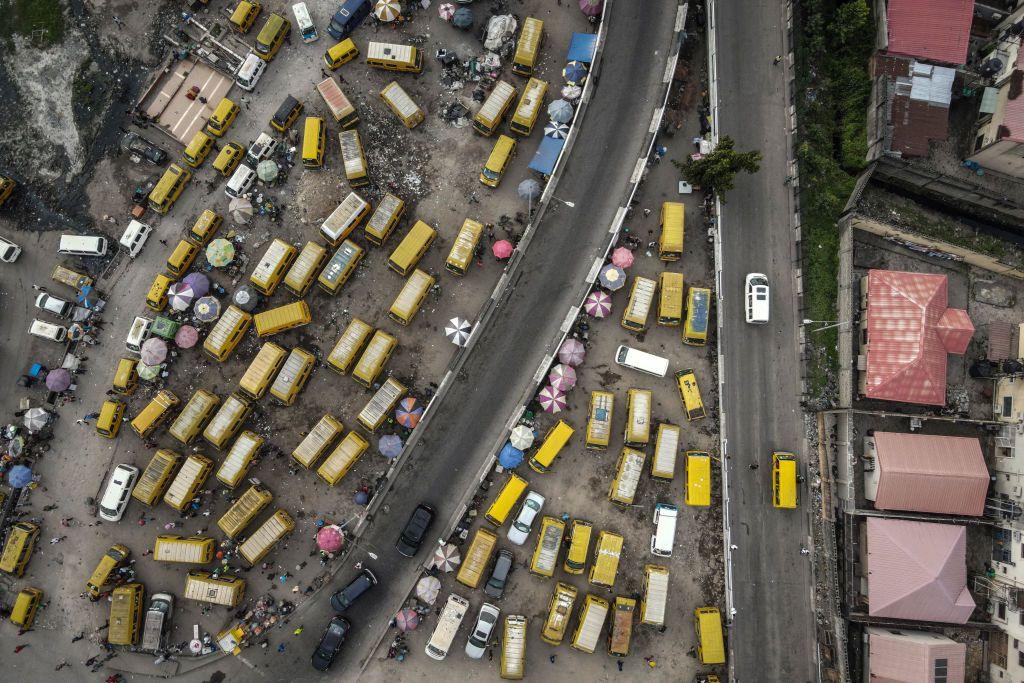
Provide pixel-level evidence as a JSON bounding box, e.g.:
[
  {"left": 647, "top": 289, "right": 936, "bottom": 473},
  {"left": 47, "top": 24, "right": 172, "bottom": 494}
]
[
  {"left": 868, "top": 628, "right": 966, "bottom": 682},
  {"left": 864, "top": 269, "right": 974, "bottom": 406},
  {"left": 1002, "top": 91, "right": 1024, "bottom": 143},
  {"left": 872, "top": 432, "right": 988, "bottom": 516},
  {"left": 885, "top": 0, "right": 973, "bottom": 65},
  {"left": 889, "top": 94, "right": 950, "bottom": 157},
  {"left": 867, "top": 518, "right": 975, "bottom": 623}
]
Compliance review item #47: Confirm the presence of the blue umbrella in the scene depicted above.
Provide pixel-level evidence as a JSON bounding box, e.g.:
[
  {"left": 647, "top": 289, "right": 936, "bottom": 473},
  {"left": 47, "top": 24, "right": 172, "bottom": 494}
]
[
  {"left": 452, "top": 6, "right": 473, "bottom": 28},
  {"left": 498, "top": 442, "right": 524, "bottom": 469},
  {"left": 562, "top": 61, "right": 588, "bottom": 85},
  {"left": 355, "top": 490, "right": 370, "bottom": 505},
  {"left": 548, "top": 99, "right": 574, "bottom": 124},
  {"left": 8, "top": 464, "right": 33, "bottom": 488},
  {"left": 379, "top": 434, "right": 403, "bottom": 459},
  {"left": 77, "top": 285, "right": 101, "bottom": 309},
  {"left": 598, "top": 264, "right": 627, "bottom": 290}
]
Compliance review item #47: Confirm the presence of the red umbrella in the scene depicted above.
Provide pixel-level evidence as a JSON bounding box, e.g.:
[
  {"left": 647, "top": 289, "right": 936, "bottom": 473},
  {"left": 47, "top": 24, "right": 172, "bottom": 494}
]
[
  {"left": 316, "top": 525, "right": 344, "bottom": 553},
  {"left": 492, "top": 240, "right": 514, "bottom": 259},
  {"left": 611, "top": 247, "right": 635, "bottom": 268},
  {"left": 175, "top": 325, "right": 199, "bottom": 349},
  {"left": 396, "top": 608, "right": 420, "bottom": 632}
]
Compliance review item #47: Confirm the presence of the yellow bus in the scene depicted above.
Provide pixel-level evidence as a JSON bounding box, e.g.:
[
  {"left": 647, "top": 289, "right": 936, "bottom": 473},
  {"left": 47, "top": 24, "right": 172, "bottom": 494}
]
[
  {"left": 108, "top": 583, "right": 144, "bottom": 645},
  {"left": 292, "top": 414, "right": 344, "bottom": 469},
  {"left": 683, "top": 287, "right": 711, "bottom": 346},
  {"left": 508, "top": 78, "right": 547, "bottom": 136},
  {"left": 563, "top": 519, "right": 592, "bottom": 575},
  {"left": 204, "top": 305, "right": 252, "bottom": 362},
  {"left": 772, "top": 451, "right": 799, "bottom": 509},
  {"left": 694, "top": 607, "right": 726, "bottom": 664},
  {"left": 189, "top": 209, "right": 223, "bottom": 245},
  {"left": 659, "top": 202, "right": 684, "bottom": 261},
  {"left": 357, "top": 377, "right": 406, "bottom": 431},
  {"left": 570, "top": 594, "right": 609, "bottom": 654},
  {"left": 239, "top": 509, "right": 295, "bottom": 565},
  {"left": 131, "top": 390, "right": 180, "bottom": 439},
  {"left": 364, "top": 193, "right": 406, "bottom": 246},
  {"left": 474, "top": 81, "right": 518, "bottom": 136},
  {"left": 584, "top": 390, "right": 614, "bottom": 450},
  {"left": 321, "top": 192, "right": 371, "bottom": 245},
  {"left": 366, "top": 41, "right": 423, "bottom": 72},
  {"left": 182, "top": 130, "right": 214, "bottom": 167},
  {"left": 623, "top": 389, "right": 652, "bottom": 447},
  {"left": 380, "top": 81, "right": 424, "bottom": 129},
  {"left": 484, "top": 473, "right": 528, "bottom": 526},
  {"left": 132, "top": 449, "right": 182, "bottom": 506},
  {"left": 239, "top": 342, "right": 288, "bottom": 399},
  {"left": 657, "top": 271, "right": 684, "bottom": 326},
  {"left": 540, "top": 582, "right": 577, "bottom": 645},
  {"left": 184, "top": 571, "right": 245, "bottom": 607},
  {"left": 651, "top": 423, "right": 680, "bottom": 480},
  {"left": 500, "top": 615, "right": 527, "bottom": 680},
  {"left": 608, "top": 447, "right": 646, "bottom": 506},
  {"left": 168, "top": 389, "right": 220, "bottom": 445},
  {"left": 338, "top": 129, "right": 369, "bottom": 187},
  {"left": 528, "top": 420, "right": 574, "bottom": 473},
  {"left": 317, "top": 431, "right": 368, "bottom": 485},
  {"left": 269, "top": 347, "right": 316, "bottom": 406},
  {"left": 389, "top": 269, "right": 435, "bottom": 326},
  {"left": 216, "top": 430, "right": 264, "bottom": 488},
  {"left": 283, "top": 241, "right": 328, "bottom": 297},
  {"left": 621, "top": 276, "right": 657, "bottom": 333},
  {"left": 457, "top": 528, "right": 498, "bottom": 589},
  {"left": 352, "top": 330, "right": 398, "bottom": 387},
  {"left": 327, "top": 318, "right": 374, "bottom": 375},
  {"left": 254, "top": 300, "right": 312, "bottom": 337},
  {"left": 203, "top": 393, "right": 252, "bottom": 450},
  {"left": 675, "top": 369, "right": 706, "bottom": 420},
  {"left": 163, "top": 455, "right": 214, "bottom": 511},
  {"left": 302, "top": 116, "right": 326, "bottom": 168},
  {"left": 511, "top": 17, "right": 544, "bottom": 76},
  {"left": 684, "top": 450, "right": 711, "bottom": 507},
  {"left": 530, "top": 516, "right": 565, "bottom": 578},
  {"left": 445, "top": 219, "right": 483, "bottom": 276},
  {"left": 250, "top": 238, "right": 298, "bottom": 295},
  {"left": 217, "top": 484, "right": 273, "bottom": 539},
  {"left": 148, "top": 164, "right": 191, "bottom": 214},
  {"left": 388, "top": 220, "right": 436, "bottom": 276},
  {"left": 317, "top": 239, "right": 364, "bottom": 294},
  {"left": 589, "top": 531, "right": 623, "bottom": 588}
]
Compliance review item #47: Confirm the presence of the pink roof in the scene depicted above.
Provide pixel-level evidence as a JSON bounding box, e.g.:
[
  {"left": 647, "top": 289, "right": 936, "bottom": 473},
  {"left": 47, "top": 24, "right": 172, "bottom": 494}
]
[
  {"left": 864, "top": 270, "right": 973, "bottom": 406},
  {"left": 867, "top": 518, "right": 975, "bottom": 623},
  {"left": 872, "top": 432, "right": 988, "bottom": 516},
  {"left": 885, "top": 0, "right": 973, "bottom": 65},
  {"left": 868, "top": 628, "right": 966, "bottom": 682},
  {"left": 1002, "top": 94, "right": 1024, "bottom": 143}
]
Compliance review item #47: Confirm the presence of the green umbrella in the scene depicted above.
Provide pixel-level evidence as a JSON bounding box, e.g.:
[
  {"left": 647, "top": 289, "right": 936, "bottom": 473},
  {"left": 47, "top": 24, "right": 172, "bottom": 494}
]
[
  {"left": 206, "top": 238, "right": 235, "bottom": 267},
  {"left": 138, "top": 362, "right": 162, "bottom": 380}
]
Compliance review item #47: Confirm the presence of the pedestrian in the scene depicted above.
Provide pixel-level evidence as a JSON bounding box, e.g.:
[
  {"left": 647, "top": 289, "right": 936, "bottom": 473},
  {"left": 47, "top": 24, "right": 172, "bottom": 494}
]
[
  {"left": 320, "top": 68, "right": 329, "bottom": 78},
  {"left": 617, "top": 660, "right": 623, "bottom": 671},
  {"left": 75, "top": 419, "right": 86, "bottom": 426},
  {"left": 72, "top": 632, "right": 85, "bottom": 642},
  {"left": 748, "top": 462, "right": 759, "bottom": 470},
  {"left": 773, "top": 55, "right": 782, "bottom": 65},
  {"left": 337, "top": 72, "right": 346, "bottom": 84},
  {"left": 84, "top": 412, "right": 99, "bottom": 421},
  {"left": 643, "top": 208, "right": 652, "bottom": 217},
  {"left": 277, "top": 643, "right": 286, "bottom": 653},
  {"left": 800, "top": 546, "right": 810, "bottom": 555},
  {"left": 14, "top": 644, "right": 28, "bottom": 653},
  {"left": 142, "top": 549, "right": 152, "bottom": 556},
  {"left": 55, "top": 661, "right": 70, "bottom": 671},
  {"left": 549, "top": 655, "right": 556, "bottom": 663},
  {"left": 84, "top": 656, "right": 98, "bottom": 666},
  {"left": 354, "top": 561, "right": 363, "bottom": 570},
  {"left": 159, "top": 238, "right": 168, "bottom": 246},
  {"left": 293, "top": 626, "right": 303, "bottom": 636},
  {"left": 50, "top": 536, "right": 66, "bottom": 544}
]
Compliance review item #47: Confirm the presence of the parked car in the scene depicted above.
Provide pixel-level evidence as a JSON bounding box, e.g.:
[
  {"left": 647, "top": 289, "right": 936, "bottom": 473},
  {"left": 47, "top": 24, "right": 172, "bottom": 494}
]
[
  {"left": 98, "top": 464, "right": 139, "bottom": 522},
  {"left": 395, "top": 503, "right": 435, "bottom": 557},
  {"left": 464, "top": 602, "right": 500, "bottom": 659},
  {"left": 745, "top": 272, "right": 770, "bottom": 324},
  {"left": 29, "top": 319, "right": 68, "bottom": 343},
  {"left": 35, "top": 293, "right": 74, "bottom": 318},
  {"left": 506, "top": 491, "right": 544, "bottom": 545},
  {"left": 0, "top": 235, "right": 21, "bottom": 262},
  {"left": 311, "top": 616, "right": 350, "bottom": 671},
  {"left": 483, "top": 548, "right": 514, "bottom": 599},
  {"left": 120, "top": 132, "right": 168, "bottom": 165},
  {"left": 329, "top": 568, "right": 377, "bottom": 612}
]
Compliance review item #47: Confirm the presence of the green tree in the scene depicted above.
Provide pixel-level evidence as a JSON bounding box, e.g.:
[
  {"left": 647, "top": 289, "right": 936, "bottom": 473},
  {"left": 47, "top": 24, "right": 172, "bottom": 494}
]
[{"left": 672, "top": 136, "right": 762, "bottom": 200}]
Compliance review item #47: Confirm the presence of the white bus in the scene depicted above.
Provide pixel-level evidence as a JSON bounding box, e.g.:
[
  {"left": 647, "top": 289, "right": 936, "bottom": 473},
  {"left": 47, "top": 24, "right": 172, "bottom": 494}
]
[
  {"left": 615, "top": 345, "right": 669, "bottom": 378},
  {"left": 292, "top": 3, "right": 318, "bottom": 42}
]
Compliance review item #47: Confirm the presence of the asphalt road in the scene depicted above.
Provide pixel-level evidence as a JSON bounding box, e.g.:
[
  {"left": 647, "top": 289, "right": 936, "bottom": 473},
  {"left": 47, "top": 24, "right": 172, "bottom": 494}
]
[
  {"left": 237, "top": 3, "right": 681, "bottom": 680},
  {"left": 715, "top": 0, "right": 817, "bottom": 680}
]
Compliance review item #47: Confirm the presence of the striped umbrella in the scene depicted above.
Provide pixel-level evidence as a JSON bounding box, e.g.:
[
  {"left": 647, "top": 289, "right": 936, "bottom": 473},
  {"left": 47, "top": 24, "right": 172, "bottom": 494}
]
[
  {"left": 537, "top": 385, "right": 567, "bottom": 413},
  {"left": 416, "top": 576, "right": 441, "bottom": 605},
  {"left": 375, "top": 0, "right": 400, "bottom": 22},
  {"left": 584, "top": 289, "right": 612, "bottom": 318},
  {"left": 548, "top": 364, "right": 577, "bottom": 392},
  {"left": 168, "top": 282, "right": 196, "bottom": 312},
  {"left": 396, "top": 397, "right": 423, "bottom": 428},
  {"left": 432, "top": 543, "right": 461, "bottom": 572},
  {"left": 563, "top": 61, "right": 588, "bottom": 85},
  {"left": 438, "top": 3, "right": 456, "bottom": 20},
  {"left": 544, "top": 121, "right": 569, "bottom": 139},
  {"left": 396, "top": 608, "right": 420, "bottom": 632}
]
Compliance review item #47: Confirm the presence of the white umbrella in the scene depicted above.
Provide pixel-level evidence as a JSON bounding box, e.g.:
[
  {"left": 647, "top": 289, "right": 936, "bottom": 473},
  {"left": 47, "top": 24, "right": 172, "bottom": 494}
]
[
  {"left": 445, "top": 317, "right": 472, "bottom": 346},
  {"left": 510, "top": 425, "right": 534, "bottom": 450},
  {"left": 229, "top": 197, "right": 253, "bottom": 224},
  {"left": 416, "top": 576, "right": 441, "bottom": 604},
  {"left": 375, "top": 0, "right": 401, "bottom": 22},
  {"left": 23, "top": 407, "right": 51, "bottom": 433}
]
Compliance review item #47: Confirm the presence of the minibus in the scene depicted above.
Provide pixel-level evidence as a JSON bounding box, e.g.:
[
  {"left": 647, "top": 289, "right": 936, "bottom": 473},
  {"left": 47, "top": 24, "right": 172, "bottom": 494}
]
[
  {"left": 380, "top": 81, "right": 424, "bottom": 128},
  {"left": 608, "top": 596, "right": 635, "bottom": 657},
  {"left": 657, "top": 271, "right": 684, "bottom": 325},
  {"left": 623, "top": 388, "right": 652, "bottom": 447},
  {"left": 584, "top": 390, "right": 614, "bottom": 450},
  {"left": 357, "top": 377, "right": 406, "bottom": 431},
  {"left": 608, "top": 447, "right": 646, "bottom": 506},
  {"left": 352, "top": 330, "right": 398, "bottom": 387},
  {"left": 650, "top": 503, "right": 678, "bottom": 558},
  {"left": 694, "top": 607, "right": 726, "bottom": 664},
  {"left": 206, "top": 98, "right": 240, "bottom": 137},
  {"left": 316, "top": 77, "right": 358, "bottom": 128},
  {"left": 484, "top": 473, "right": 528, "bottom": 526},
  {"left": 683, "top": 287, "right": 711, "bottom": 346},
  {"left": 271, "top": 94, "right": 303, "bottom": 132},
  {"left": 500, "top": 615, "right": 527, "bottom": 679},
  {"left": 588, "top": 531, "right": 623, "bottom": 588},
  {"left": 621, "top": 276, "right": 657, "bottom": 333},
  {"left": 203, "top": 306, "right": 252, "bottom": 362},
  {"left": 254, "top": 13, "right": 291, "bottom": 61},
  {"left": 132, "top": 449, "right": 182, "bottom": 506},
  {"left": 675, "top": 369, "right": 706, "bottom": 420},
  {"left": 269, "top": 347, "right": 316, "bottom": 405},
  {"left": 651, "top": 423, "right": 680, "bottom": 479},
  {"left": 292, "top": 2, "right": 318, "bottom": 42},
  {"left": 317, "top": 239, "right": 364, "bottom": 293},
  {"left": 146, "top": 273, "right": 174, "bottom": 312},
  {"left": 388, "top": 220, "right": 436, "bottom": 276},
  {"left": 96, "top": 399, "right": 126, "bottom": 438},
  {"left": 540, "top": 582, "right": 576, "bottom": 645},
  {"left": 772, "top": 451, "right": 799, "bottom": 509},
  {"left": 239, "top": 509, "right": 295, "bottom": 565},
  {"left": 283, "top": 241, "right": 328, "bottom": 297},
  {"left": 112, "top": 357, "right": 139, "bottom": 395},
  {"left": 217, "top": 430, "right": 264, "bottom": 487},
  {"left": 317, "top": 431, "right": 368, "bottom": 485},
  {"left": 230, "top": 0, "right": 261, "bottom": 33},
  {"left": 480, "top": 135, "right": 516, "bottom": 187},
  {"left": 425, "top": 593, "right": 469, "bottom": 661},
  {"left": 563, "top": 519, "right": 592, "bottom": 575},
  {"left": 659, "top": 202, "right": 684, "bottom": 261},
  {"left": 163, "top": 455, "right": 214, "bottom": 511},
  {"left": 388, "top": 269, "right": 435, "bottom": 326},
  {"left": 511, "top": 17, "right": 543, "bottom": 76},
  {"left": 615, "top": 345, "right": 668, "bottom": 377},
  {"left": 11, "top": 587, "right": 43, "bottom": 629},
  {"left": 0, "top": 522, "right": 39, "bottom": 576},
  {"left": 203, "top": 393, "right": 252, "bottom": 449},
  {"left": 508, "top": 78, "right": 547, "bottom": 136},
  {"left": 528, "top": 420, "right": 574, "bottom": 473},
  {"left": 321, "top": 192, "right": 370, "bottom": 245},
  {"left": 292, "top": 414, "right": 344, "bottom": 468},
  {"left": 570, "top": 594, "right": 609, "bottom": 654},
  {"left": 148, "top": 164, "right": 191, "bottom": 214},
  {"left": 445, "top": 219, "right": 483, "bottom": 276},
  {"left": 366, "top": 41, "right": 422, "bottom": 72},
  {"left": 327, "top": 318, "right": 374, "bottom": 374},
  {"left": 109, "top": 583, "right": 144, "bottom": 645},
  {"left": 685, "top": 450, "right": 711, "bottom": 507},
  {"left": 239, "top": 342, "right": 288, "bottom": 399},
  {"left": 168, "top": 389, "right": 220, "bottom": 445},
  {"left": 474, "top": 81, "right": 517, "bottom": 136},
  {"left": 218, "top": 484, "right": 273, "bottom": 539},
  {"left": 640, "top": 564, "right": 670, "bottom": 626},
  {"left": 182, "top": 130, "right": 214, "bottom": 168},
  {"left": 189, "top": 209, "right": 223, "bottom": 244},
  {"left": 254, "top": 300, "right": 312, "bottom": 337},
  {"left": 250, "top": 238, "right": 298, "bottom": 295},
  {"left": 338, "top": 129, "right": 368, "bottom": 186},
  {"left": 364, "top": 193, "right": 405, "bottom": 246},
  {"left": 324, "top": 38, "right": 358, "bottom": 69},
  {"left": 302, "top": 116, "right": 326, "bottom": 168},
  {"left": 131, "top": 390, "right": 180, "bottom": 438},
  {"left": 184, "top": 571, "right": 245, "bottom": 607},
  {"left": 154, "top": 535, "right": 215, "bottom": 564},
  {"left": 456, "top": 527, "right": 498, "bottom": 589},
  {"left": 529, "top": 516, "right": 565, "bottom": 578}
]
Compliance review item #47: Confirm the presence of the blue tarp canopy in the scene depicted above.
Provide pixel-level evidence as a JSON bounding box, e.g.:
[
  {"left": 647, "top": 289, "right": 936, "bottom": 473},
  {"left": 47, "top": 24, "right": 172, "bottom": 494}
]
[
  {"left": 529, "top": 136, "right": 566, "bottom": 175},
  {"left": 567, "top": 33, "right": 597, "bottom": 63}
]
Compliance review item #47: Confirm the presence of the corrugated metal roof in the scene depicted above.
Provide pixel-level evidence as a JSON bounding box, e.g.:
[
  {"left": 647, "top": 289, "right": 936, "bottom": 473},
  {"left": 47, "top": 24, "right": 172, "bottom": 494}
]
[
  {"left": 885, "top": 0, "right": 973, "bottom": 65},
  {"left": 872, "top": 432, "right": 988, "bottom": 516},
  {"left": 987, "top": 320, "right": 1013, "bottom": 361},
  {"left": 866, "top": 518, "right": 975, "bottom": 623},
  {"left": 868, "top": 628, "right": 966, "bottom": 682},
  {"left": 864, "top": 270, "right": 974, "bottom": 405},
  {"left": 1003, "top": 92, "right": 1024, "bottom": 143}
]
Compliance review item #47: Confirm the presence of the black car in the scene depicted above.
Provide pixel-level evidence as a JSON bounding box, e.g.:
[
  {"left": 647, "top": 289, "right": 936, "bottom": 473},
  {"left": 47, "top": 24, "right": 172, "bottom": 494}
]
[
  {"left": 329, "top": 567, "right": 378, "bottom": 612},
  {"left": 311, "top": 616, "right": 350, "bottom": 672},
  {"left": 120, "top": 132, "right": 168, "bottom": 165},
  {"left": 396, "top": 503, "right": 435, "bottom": 557},
  {"left": 484, "top": 548, "right": 514, "bottom": 599}
]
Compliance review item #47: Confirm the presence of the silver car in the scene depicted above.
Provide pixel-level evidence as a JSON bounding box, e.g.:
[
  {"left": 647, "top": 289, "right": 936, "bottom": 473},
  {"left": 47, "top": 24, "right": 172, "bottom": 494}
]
[
  {"left": 506, "top": 491, "right": 545, "bottom": 545},
  {"left": 464, "top": 603, "right": 500, "bottom": 659}
]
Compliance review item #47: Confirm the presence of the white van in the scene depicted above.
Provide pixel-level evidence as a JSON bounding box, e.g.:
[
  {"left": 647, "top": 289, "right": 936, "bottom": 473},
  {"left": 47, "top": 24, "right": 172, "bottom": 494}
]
[
  {"left": 292, "top": 2, "right": 318, "bottom": 42},
  {"left": 29, "top": 319, "right": 68, "bottom": 342},
  {"left": 235, "top": 53, "right": 267, "bottom": 91},
  {"left": 745, "top": 273, "right": 770, "bottom": 324},
  {"left": 650, "top": 502, "right": 678, "bottom": 557},
  {"left": 126, "top": 316, "right": 154, "bottom": 354},
  {"left": 425, "top": 593, "right": 470, "bottom": 661},
  {"left": 0, "top": 236, "right": 22, "bottom": 262},
  {"left": 119, "top": 220, "right": 153, "bottom": 258},
  {"left": 246, "top": 133, "right": 279, "bottom": 167},
  {"left": 58, "top": 234, "right": 108, "bottom": 257},
  {"left": 99, "top": 464, "right": 140, "bottom": 522},
  {"left": 615, "top": 345, "right": 669, "bottom": 378},
  {"left": 225, "top": 164, "right": 258, "bottom": 198}
]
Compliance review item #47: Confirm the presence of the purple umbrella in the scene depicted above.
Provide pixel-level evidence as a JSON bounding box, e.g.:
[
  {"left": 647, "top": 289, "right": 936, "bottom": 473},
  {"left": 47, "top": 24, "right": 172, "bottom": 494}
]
[
  {"left": 548, "top": 364, "right": 577, "bottom": 392},
  {"left": 537, "top": 385, "right": 567, "bottom": 413},
  {"left": 45, "top": 368, "right": 72, "bottom": 392},
  {"left": 141, "top": 337, "right": 168, "bottom": 365},
  {"left": 379, "top": 434, "right": 403, "bottom": 459},
  {"left": 175, "top": 325, "right": 199, "bottom": 349},
  {"left": 584, "top": 289, "right": 612, "bottom": 318},
  {"left": 182, "top": 272, "right": 210, "bottom": 297},
  {"left": 558, "top": 338, "right": 586, "bottom": 366},
  {"left": 396, "top": 608, "right": 420, "bottom": 632},
  {"left": 168, "top": 282, "right": 196, "bottom": 312},
  {"left": 579, "top": 0, "right": 603, "bottom": 17}
]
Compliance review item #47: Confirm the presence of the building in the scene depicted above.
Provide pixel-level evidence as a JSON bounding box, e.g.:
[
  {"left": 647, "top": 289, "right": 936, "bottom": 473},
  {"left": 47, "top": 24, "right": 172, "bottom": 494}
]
[
  {"left": 867, "top": 627, "right": 966, "bottom": 683},
  {"left": 875, "top": 0, "right": 974, "bottom": 66},
  {"left": 859, "top": 269, "right": 974, "bottom": 406},
  {"left": 969, "top": 6, "right": 1024, "bottom": 179}
]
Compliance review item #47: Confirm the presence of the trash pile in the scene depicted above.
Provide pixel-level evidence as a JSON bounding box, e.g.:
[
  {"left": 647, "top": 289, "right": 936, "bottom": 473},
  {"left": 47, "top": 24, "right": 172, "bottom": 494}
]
[{"left": 436, "top": 14, "right": 519, "bottom": 126}]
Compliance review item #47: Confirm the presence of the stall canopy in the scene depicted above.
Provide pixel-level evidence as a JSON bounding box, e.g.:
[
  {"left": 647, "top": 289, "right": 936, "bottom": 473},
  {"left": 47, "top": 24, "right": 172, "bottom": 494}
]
[
  {"left": 529, "top": 136, "right": 566, "bottom": 175},
  {"left": 567, "top": 32, "right": 598, "bottom": 63}
]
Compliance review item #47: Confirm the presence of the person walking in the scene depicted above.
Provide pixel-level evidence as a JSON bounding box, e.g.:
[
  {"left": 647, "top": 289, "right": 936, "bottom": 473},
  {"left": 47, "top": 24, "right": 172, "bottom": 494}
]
[
  {"left": 773, "top": 55, "right": 783, "bottom": 65},
  {"left": 14, "top": 644, "right": 29, "bottom": 653}
]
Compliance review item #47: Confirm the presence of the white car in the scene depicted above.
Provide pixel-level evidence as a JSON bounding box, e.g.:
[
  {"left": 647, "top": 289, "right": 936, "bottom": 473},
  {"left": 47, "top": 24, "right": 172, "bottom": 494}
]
[
  {"left": 35, "top": 293, "right": 74, "bottom": 318},
  {"left": 506, "top": 491, "right": 545, "bottom": 545},
  {"left": 29, "top": 319, "right": 68, "bottom": 342},
  {"left": 98, "top": 464, "right": 139, "bottom": 522},
  {"left": 0, "top": 236, "right": 21, "bottom": 262},
  {"left": 464, "top": 603, "right": 500, "bottom": 659},
  {"left": 744, "top": 273, "right": 770, "bottom": 324}
]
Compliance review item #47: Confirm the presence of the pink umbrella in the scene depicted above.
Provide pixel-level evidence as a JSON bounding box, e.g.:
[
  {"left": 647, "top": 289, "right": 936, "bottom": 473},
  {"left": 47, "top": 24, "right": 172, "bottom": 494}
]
[
  {"left": 396, "top": 608, "right": 420, "bottom": 632},
  {"left": 140, "top": 337, "right": 168, "bottom": 365},
  {"left": 174, "top": 325, "right": 199, "bottom": 349},
  {"left": 492, "top": 240, "right": 514, "bottom": 259},
  {"left": 438, "top": 2, "right": 455, "bottom": 20},
  {"left": 579, "top": 0, "right": 603, "bottom": 17},
  {"left": 45, "top": 368, "right": 72, "bottom": 392},
  {"left": 548, "top": 364, "right": 577, "bottom": 392},
  {"left": 316, "top": 525, "right": 344, "bottom": 553},
  {"left": 611, "top": 247, "right": 634, "bottom": 268},
  {"left": 558, "top": 338, "right": 586, "bottom": 366},
  {"left": 537, "top": 385, "right": 567, "bottom": 413},
  {"left": 584, "top": 289, "right": 612, "bottom": 318}
]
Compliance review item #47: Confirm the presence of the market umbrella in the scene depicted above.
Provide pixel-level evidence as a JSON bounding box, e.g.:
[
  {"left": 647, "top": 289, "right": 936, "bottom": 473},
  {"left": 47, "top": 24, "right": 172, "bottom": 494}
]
[
  {"left": 233, "top": 286, "right": 260, "bottom": 312},
  {"left": 141, "top": 337, "right": 168, "bottom": 365},
  {"left": 316, "top": 525, "right": 344, "bottom": 553},
  {"left": 175, "top": 325, "right": 199, "bottom": 349},
  {"left": 182, "top": 272, "right": 210, "bottom": 297},
  {"left": 452, "top": 6, "right": 473, "bottom": 28},
  {"left": 168, "top": 282, "right": 196, "bottom": 312},
  {"left": 396, "top": 608, "right": 420, "bottom": 632},
  {"left": 537, "top": 385, "right": 567, "bottom": 413},
  {"left": 509, "top": 425, "right": 535, "bottom": 450},
  {"left": 558, "top": 338, "right": 586, "bottom": 366},
  {"left": 492, "top": 240, "right": 514, "bottom": 259},
  {"left": 8, "top": 465, "right": 33, "bottom": 488},
  {"left": 544, "top": 121, "right": 570, "bottom": 139},
  {"left": 445, "top": 317, "right": 472, "bottom": 346},
  {"left": 374, "top": 0, "right": 400, "bottom": 22},
  {"left": 579, "top": 0, "right": 603, "bottom": 17},
  {"left": 548, "top": 364, "right": 577, "bottom": 392},
  {"left": 584, "top": 289, "right": 612, "bottom": 318},
  {"left": 45, "top": 368, "right": 72, "bottom": 392},
  {"left": 611, "top": 246, "right": 635, "bottom": 268},
  {"left": 416, "top": 576, "right": 441, "bottom": 605},
  {"left": 23, "top": 407, "right": 50, "bottom": 432},
  {"left": 498, "top": 442, "right": 524, "bottom": 469},
  {"left": 77, "top": 285, "right": 101, "bottom": 309},
  {"left": 256, "top": 159, "right": 279, "bottom": 183},
  {"left": 137, "top": 362, "right": 162, "bottom": 381},
  {"left": 432, "top": 543, "right": 462, "bottom": 572},
  {"left": 438, "top": 2, "right": 455, "bottom": 20},
  {"left": 67, "top": 323, "right": 86, "bottom": 341},
  {"left": 206, "top": 239, "right": 235, "bottom": 267},
  {"left": 561, "top": 84, "right": 583, "bottom": 102},
  {"left": 548, "top": 99, "right": 574, "bottom": 123},
  {"left": 229, "top": 196, "right": 253, "bottom": 224},
  {"left": 563, "top": 61, "right": 588, "bottom": 85},
  {"left": 378, "top": 434, "right": 403, "bottom": 459},
  {"left": 598, "top": 264, "right": 626, "bottom": 290},
  {"left": 396, "top": 397, "right": 423, "bottom": 429},
  {"left": 517, "top": 178, "right": 541, "bottom": 201},
  {"left": 194, "top": 296, "right": 222, "bottom": 322}
]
